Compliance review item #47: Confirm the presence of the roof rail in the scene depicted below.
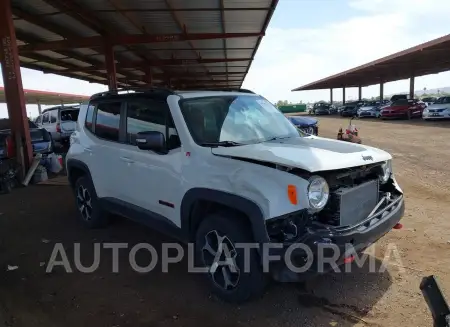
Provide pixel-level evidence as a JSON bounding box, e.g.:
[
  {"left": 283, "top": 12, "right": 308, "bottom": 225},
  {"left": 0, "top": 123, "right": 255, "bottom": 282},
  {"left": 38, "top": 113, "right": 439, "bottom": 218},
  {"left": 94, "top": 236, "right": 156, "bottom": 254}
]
[
  {"left": 89, "top": 86, "right": 176, "bottom": 100},
  {"left": 197, "top": 88, "right": 255, "bottom": 94}
]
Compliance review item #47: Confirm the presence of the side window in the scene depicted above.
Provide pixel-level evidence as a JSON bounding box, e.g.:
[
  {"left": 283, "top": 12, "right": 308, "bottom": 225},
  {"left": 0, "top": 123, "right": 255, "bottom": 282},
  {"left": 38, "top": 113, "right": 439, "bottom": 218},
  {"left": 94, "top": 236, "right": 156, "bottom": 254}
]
[
  {"left": 95, "top": 102, "right": 121, "bottom": 142},
  {"left": 50, "top": 110, "right": 58, "bottom": 123},
  {"left": 85, "top": 104, "right": 95, "bottom": 132},
  {"left": 126, "top": 99, "right": 180, "bottom": 150},
  {"left": 42, "top": 112, "right": 49, "bottom": 124}
]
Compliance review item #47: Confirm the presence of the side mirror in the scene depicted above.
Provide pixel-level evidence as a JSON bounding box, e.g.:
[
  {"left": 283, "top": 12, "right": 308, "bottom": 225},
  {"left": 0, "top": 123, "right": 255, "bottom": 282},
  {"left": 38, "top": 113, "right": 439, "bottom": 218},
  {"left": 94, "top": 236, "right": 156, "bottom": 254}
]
[{"left": 136, "top": 131, "right": 167, "bottom": 154}]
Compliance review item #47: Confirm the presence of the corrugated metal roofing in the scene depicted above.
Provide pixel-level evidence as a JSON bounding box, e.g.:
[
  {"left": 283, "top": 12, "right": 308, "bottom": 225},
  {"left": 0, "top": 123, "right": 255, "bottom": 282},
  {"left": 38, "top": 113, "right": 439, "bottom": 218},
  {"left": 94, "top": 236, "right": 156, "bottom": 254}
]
[{"left": 11, "top": 0, "right": 278, "bottom": 89}]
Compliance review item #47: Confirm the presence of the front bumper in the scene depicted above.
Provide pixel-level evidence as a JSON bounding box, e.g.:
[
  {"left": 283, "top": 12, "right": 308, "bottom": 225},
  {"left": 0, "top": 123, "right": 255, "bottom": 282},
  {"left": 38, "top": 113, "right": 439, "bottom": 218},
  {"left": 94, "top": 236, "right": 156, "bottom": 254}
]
[
  {"left": 380, "top": 111, "right": 406, "bottom": 118},
  {"left": 359, "top": 111, "right": 377, "bottom": 117},
  {"left": 269, "top": 193, "right": 405, "bottom": 282},
  {"left": 423, "top": 112, "right": 450, "bottom": 119}
]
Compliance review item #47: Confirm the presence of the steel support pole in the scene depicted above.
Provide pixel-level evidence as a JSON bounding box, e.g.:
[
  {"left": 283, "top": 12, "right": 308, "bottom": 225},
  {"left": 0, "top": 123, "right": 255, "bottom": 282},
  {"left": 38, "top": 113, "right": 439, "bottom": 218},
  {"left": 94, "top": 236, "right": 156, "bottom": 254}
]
[
  {"left": 342, "top": 87, "right": 346, "bottom": 105},
  {"left": 409, "top": 76, "right": 415, "bottom": 99},
  {"left": 145, "top": 68, "right": 153, "bottom": 86},
  {"left": 0, "top": 0, "right": 33, "bottom": 172},
  {"left": 37, "top": 100, "right": 42, "bottom": 115},
  {"left": 358, "top": 86, "right": 362, "bottom": 101},
  {"left": 330, "top": 88, "right": 333, "bottom": 104},
  {"left": 104, "top": 43, "right": 117, "bottom": 91},
  {"left": 380, "top": 82, "right": 384, "bottom": 100}
]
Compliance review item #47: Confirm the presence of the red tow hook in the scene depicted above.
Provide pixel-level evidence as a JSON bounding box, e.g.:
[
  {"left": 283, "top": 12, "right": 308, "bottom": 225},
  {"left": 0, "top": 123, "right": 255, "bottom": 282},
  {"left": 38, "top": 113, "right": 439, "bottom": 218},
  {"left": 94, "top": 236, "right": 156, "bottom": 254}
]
[
  {"left": 343, "top": 255, "right": 355, "bottom": 264},
  {"left": 393, "top": 223, "right": 403, "bottom": 230}
]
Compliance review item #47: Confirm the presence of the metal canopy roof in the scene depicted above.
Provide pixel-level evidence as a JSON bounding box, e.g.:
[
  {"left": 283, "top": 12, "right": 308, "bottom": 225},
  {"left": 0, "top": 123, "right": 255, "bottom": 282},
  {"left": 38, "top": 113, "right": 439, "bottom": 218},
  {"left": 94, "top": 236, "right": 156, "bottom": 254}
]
[
  {"left": 12, "top": 0, "right": 278, "bottom": 90},
  {"left": 0, "top": 86, "right": 89, "bottom": 105},
  {"left": 292, "top": 33, "right": 450, "bottom": 91}
]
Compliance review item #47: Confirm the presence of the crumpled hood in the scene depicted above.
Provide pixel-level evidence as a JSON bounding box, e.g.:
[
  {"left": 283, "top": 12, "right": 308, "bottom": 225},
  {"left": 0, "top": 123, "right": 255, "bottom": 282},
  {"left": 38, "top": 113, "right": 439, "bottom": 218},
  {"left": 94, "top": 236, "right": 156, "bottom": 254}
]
[{"left": 212, "top": 136, "right": 392, "bottom": 172}]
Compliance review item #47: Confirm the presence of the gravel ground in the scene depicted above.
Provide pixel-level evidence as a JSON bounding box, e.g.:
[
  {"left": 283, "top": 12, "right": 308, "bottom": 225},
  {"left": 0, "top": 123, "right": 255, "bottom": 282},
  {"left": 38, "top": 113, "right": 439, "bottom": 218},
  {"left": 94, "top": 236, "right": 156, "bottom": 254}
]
[{"left": 0, "top": 115, "right": 449, "bottom": 327}]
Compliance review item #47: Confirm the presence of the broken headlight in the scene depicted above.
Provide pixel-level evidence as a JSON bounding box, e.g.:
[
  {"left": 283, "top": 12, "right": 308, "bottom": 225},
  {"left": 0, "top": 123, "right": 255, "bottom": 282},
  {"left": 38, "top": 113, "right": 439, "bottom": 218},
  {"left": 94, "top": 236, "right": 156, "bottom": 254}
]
[
  {"left": 380, "top": 160, "right": 392, "bottom": 184},
  {"left": 307, "top": 175, "right": 329, "bottom": 212}
]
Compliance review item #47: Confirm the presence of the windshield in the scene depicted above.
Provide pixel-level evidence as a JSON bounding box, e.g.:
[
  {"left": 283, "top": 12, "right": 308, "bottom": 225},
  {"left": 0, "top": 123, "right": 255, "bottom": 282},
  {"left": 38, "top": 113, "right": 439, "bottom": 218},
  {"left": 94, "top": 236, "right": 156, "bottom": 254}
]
[
  {"left": 314, "top": 102, "right": 329, "bottom": 108},
  {"left": 180, "top": 95, "right": 300, "bottom": 145},
  {"left": 433, "top": 97, "right": 450, "bottom": 104},
  {"left": 364, "top": 101, "right": 380, "bottom": 107},
  {"left": 392, "top": 99, "right": 410, "bottom": 106}
]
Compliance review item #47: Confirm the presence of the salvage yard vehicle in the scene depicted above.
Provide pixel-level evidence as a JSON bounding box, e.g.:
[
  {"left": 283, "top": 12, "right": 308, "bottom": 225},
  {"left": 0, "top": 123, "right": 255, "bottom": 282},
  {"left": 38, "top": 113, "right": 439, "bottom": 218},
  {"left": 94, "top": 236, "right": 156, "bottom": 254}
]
[
  {"left": 340, "top": 102, "right": 360, "bottom": 117},
  {"left": 0, "top": 118, "right": 54, "bottom": 193},
  {"left": 380, "top": 99, "right": 426, "bottom": 119},
  {"left": 66, "top": 87, "right": 405, "bottom": 303},
  {"left": 0, "top": 119, "right": 54, "bottom": 159},
  {"left": 357, "top": 101, "right": 383, "bottom": 118},
  {"left": 286, "top": 115, "right": 319, "bottom": 135},
  {"left": 35, "top": 105, "right": 80, "bottom": 145},
  {"left": 312, "top": 102, "right": 331, "bottom": 115},
  {"left": 422, "top": 96, "right": 450, "bottom": 120}
]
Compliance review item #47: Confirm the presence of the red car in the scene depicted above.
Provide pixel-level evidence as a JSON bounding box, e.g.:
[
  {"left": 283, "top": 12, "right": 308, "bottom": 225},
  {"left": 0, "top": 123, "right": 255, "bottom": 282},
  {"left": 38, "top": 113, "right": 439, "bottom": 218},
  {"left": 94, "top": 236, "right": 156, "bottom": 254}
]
[{"left": 380, "top": 99, "right": 426, "bottom": 119}]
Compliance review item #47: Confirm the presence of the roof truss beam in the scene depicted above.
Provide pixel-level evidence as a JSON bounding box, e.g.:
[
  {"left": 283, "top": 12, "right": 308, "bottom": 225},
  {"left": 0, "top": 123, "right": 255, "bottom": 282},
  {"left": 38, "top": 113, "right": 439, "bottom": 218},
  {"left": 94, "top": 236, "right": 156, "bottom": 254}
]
[
  {"left": 58, "top": 58, "right": 252, "bottom": 73},
  {"left": 18, "top": 33, "right": 264, "bottom": 52}
]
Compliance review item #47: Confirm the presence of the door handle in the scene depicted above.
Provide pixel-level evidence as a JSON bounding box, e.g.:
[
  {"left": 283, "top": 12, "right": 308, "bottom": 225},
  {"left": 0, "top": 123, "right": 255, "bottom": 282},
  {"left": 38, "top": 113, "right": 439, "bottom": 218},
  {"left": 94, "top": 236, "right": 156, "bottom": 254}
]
[
  {"left": 120, "top": 156, "right": 134, "bottom": 163},
  {"left": 84, "top": 147, "right": 92, "bottom": 153}
]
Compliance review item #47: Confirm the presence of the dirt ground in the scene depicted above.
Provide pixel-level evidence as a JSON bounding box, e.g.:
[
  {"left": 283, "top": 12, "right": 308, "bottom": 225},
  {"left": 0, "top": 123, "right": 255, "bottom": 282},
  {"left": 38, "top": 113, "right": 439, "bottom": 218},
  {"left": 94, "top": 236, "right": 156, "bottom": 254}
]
[{"left": 1, "top": 115, "right": 450, "bottom": 327}]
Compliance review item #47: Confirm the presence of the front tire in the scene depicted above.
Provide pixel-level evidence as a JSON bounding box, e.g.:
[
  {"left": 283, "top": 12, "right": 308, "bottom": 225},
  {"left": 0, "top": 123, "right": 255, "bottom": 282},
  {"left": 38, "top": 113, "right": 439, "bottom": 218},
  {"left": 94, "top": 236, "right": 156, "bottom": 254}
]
[
  {"left": 195, "top": 213, "right": 268, "bottom": 303},
  {"left": 74, "top": 176, "right": 109, "bottom": 228}
]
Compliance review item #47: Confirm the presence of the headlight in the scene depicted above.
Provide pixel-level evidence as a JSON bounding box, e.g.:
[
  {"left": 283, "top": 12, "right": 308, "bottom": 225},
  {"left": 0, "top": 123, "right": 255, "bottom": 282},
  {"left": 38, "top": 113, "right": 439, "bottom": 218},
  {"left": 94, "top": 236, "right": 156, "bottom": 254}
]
[
  {"left": 307, "top": 175, "right": 329, "bottom": 211},
  {"left": 380, "top": 160, "right": 392, "bottom": 184}
]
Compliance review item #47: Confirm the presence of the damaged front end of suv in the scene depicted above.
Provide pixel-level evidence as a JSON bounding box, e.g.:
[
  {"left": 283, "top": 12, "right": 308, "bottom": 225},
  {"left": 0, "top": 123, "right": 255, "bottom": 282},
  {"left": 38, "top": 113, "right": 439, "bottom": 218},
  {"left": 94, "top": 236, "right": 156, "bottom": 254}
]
[{"left": 265, "top": 160, "right": 404, "bottom": 282}]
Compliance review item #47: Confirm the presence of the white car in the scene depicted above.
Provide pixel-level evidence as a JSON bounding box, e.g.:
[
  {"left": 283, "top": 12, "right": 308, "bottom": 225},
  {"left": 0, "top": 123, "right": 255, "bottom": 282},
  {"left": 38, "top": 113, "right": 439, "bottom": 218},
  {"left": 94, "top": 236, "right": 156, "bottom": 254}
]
[
  {"left": 35, "top": 105, "right": 80, "bottom": 145},
  {"left": 66, "top": 88, "right": 405, "bottom": 303},
  {"left": 422, "top": 96, "right": 450, "bottom": 120}
]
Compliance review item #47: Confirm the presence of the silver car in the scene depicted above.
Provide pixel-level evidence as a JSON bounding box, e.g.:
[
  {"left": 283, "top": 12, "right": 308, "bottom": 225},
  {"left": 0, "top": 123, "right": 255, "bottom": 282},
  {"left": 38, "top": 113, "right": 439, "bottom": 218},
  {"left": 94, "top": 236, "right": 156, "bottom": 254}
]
[
  {"left": 357, "top": 101, "right": 382, "bottom": 118},
  {"left": 422, "top": 96, "right": 450, "bottom": 120}
]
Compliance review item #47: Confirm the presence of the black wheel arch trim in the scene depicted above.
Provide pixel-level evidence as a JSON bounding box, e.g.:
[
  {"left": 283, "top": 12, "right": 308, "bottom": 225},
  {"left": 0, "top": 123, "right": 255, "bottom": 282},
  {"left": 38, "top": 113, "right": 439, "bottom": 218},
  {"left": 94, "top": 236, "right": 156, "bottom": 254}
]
[
  {"left": 181, "top": 188, "right": 270, "bottom": 244},
  {"left": 66, "top": 159, "right": 93, "bottom": 188}
]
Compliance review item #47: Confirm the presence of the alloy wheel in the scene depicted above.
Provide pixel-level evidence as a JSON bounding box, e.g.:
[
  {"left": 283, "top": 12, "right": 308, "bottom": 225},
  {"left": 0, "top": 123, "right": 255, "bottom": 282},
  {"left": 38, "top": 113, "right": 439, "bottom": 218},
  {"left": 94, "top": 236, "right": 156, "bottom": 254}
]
[
  {"left": 76, "top": 185, "right": 93, "bottom": 221},
  {"left": 202, "top": 230, "right": 240, "bottom": 291}
]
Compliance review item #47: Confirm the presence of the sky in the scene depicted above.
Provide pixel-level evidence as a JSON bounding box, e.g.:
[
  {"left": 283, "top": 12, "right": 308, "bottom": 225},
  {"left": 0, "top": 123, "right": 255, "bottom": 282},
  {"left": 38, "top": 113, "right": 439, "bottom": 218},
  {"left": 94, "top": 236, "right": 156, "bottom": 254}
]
[{"left": 1, "top": 0, "right": 450, "bottom": 118}]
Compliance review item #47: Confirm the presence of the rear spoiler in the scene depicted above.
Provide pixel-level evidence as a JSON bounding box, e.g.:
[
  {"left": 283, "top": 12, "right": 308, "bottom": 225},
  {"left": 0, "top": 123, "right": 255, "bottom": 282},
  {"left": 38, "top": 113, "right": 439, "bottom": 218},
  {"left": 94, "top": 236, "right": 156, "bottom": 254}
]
[{"left": 421, "top": 275, "right": 450, "bottom": 327}]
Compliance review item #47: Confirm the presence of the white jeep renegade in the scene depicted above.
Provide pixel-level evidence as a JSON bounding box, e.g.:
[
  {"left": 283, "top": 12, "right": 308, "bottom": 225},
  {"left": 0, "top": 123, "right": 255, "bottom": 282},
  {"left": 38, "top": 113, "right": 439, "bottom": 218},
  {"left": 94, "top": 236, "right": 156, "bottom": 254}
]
[{"left": 66, "top": 88, "right": 404, "bottom": 303}]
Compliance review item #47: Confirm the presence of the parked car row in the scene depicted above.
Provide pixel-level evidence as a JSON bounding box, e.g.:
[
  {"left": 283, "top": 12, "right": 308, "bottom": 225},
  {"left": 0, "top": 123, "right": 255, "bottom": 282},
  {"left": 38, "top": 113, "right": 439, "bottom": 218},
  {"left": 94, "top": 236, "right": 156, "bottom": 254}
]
[{"left": 308, "top": 94, "right": 450, "bottom": 121}]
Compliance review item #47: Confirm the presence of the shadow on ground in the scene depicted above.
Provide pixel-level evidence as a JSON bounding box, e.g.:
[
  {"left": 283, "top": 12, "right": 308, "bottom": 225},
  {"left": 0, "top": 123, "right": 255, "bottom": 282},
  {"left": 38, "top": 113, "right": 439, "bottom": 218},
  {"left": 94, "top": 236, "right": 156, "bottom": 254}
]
[{"left": 0, "top": 185, "right": 392, "bottom": 327}]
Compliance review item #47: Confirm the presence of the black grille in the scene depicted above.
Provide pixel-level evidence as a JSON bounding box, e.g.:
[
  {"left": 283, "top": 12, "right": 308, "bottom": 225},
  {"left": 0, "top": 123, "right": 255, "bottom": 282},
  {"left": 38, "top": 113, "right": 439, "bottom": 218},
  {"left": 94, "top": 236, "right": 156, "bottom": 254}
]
[{"left": 317, "top": 164, "right": 383, "bottom": 226}]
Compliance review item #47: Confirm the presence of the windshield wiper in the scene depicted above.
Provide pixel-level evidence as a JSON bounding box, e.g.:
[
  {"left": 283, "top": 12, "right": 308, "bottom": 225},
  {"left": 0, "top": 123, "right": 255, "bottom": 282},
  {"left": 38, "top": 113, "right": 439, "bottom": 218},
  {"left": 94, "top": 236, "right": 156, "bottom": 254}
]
[
  {"left": 200, "top": 141, "right": 244, "bottom": 147},
  {"left": 265, "top": 136, "right": 292, "bottom": 142}
]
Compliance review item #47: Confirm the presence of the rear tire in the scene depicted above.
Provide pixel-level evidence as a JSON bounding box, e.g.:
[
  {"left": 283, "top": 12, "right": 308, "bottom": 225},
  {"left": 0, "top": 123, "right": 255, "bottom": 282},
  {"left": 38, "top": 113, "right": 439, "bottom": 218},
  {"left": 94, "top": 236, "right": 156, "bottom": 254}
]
[
  {"left": 74, "top": 176, "right": 109, "bottom": 228},
  {"left": 195, "top": 212, "right": 268, "bottom": 303}
]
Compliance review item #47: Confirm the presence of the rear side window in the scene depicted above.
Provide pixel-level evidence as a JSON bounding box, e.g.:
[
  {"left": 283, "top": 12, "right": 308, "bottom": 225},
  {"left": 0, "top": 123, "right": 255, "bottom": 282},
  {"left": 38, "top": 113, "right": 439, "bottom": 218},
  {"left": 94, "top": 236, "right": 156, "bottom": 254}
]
[
  {"left": 42, "top": 112, "right": 49, "bottom": 124},
  {"left": 95, "top": 102, "right": 121, "bottom": 142},
  {"left": 84, "top": 104, "right": 95, "bottom": 132}
]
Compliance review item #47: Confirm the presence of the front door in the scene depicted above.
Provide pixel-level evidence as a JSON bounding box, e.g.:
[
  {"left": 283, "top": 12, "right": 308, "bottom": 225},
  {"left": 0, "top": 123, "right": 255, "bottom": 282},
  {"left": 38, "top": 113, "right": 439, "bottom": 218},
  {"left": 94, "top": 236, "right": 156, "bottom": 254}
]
[
  {"left": 118, "top": 98, "right": 184, "bottom": 226},
  {"left": 88, "top": 100, "right": 124, "bottom": 200}
]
